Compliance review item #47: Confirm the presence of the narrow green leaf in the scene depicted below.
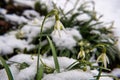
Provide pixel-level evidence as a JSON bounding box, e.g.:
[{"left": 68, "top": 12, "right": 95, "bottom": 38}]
[
  {"left": 37, "top": 64, "right": 44, "bottom": 80},
  {"left": 47, "top": 36, "right": 60, "bottom": 73},
  {"left": 0, "top": 56, "right": 14, "bottom": 80}
]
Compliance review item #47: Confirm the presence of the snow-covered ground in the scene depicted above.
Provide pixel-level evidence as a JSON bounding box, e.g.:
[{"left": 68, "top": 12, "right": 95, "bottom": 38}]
[
  {"left": 0, "top": 0, "right": 120, "bottom": 80},
  {"left": 0, "top": 54, "right": 114, "bottom": 80}
]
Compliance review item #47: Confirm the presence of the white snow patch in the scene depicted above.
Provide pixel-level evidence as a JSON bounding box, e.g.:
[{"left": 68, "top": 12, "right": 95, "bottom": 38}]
[
  {"left": 111, "top": 68, "right": 120, "bottom": 77},
  {"left": 51, "top": 28, "right": 82, "bottom": 50},
  {"left": 23, "top": 10, "right": 40, "bottom": 19},
  {"left": 0, "top": 34, "right": 35, "bottom": 55},
  {"left": 5, "top": 14, "right": 28, "bottom": 24},
  {"left": 9, "top": 54, "right": 36, "bottom": 65},
  {"left": 0, "top": 54, "right": 113, "bottom": 80},
  {"left": 0, "top": 8, "right": 7, "bottom": 15},
  {"left": 21, "top": 25, "right": 40, "bottom": 42},
  {"left": 14, "top": 0, "right": 35, "bottom": 8},
  {"left": 42, "top": 70, "right": 94, "bottom": 80},
  {"left": 16, "top": 63, "right": 37, "bottom": 80},
  {"left": 91, "top": 70, "right": 113, "bottom": 80}
]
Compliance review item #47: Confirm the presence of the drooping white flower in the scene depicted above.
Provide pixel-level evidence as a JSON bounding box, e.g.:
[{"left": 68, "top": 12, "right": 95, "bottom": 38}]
[
  {"left": 54, "top": 20, "right": 65, "bottom": 31},
  {"left": 96, "top": 53, "right": 109, "bottom": 68},
  {"left": 77, "top": 48, "right": 85, "bottom": 59}
]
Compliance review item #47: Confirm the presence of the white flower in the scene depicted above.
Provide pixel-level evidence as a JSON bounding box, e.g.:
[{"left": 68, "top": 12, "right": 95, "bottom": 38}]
[
  {"left": 52, "top": 20, "right": 65, "bottom": 36},
  {"left": 96, "top": 53, "right": 109, "bottom": 68},
  {"left": 16, "top": 30, "right": 25, "bottom": 39},
  {"left": 77, "top": 48, "right": 85, "bottom": 59},
  {"left": 54, "top": 20, "right": 65, "bottom": 30}
]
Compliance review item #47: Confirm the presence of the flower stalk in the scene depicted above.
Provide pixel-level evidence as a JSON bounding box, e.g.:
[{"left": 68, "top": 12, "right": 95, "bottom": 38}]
[{"left": 37, "top": 9, "right": 60, "bottom": 80}]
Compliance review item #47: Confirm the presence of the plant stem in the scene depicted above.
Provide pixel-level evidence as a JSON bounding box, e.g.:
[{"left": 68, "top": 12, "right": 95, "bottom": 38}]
[
  {"left": 36, "top": 16, "right": 47, "bottom": 80},
  {"left": 96, "top": 64, "right": 103, "bottom": 80},
  {"left": 36, "top": 9, "right": 60, "bottom": 79}
]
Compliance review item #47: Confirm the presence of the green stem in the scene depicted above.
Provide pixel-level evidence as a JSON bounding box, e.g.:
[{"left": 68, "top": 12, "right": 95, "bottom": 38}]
[
  {"left": 96, "top": 63, "right": 103, "bottom": 80},
  {"left": 36, "top": 16, "right": 47, "bottom": 80},
  {"left": 36, "top": 9, "right": 60, "bottom": 79}
]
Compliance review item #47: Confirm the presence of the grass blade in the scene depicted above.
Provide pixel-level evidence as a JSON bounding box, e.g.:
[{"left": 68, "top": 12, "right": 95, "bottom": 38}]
[
  {"left": 37, "top": 64, "right": 44, "bottom": 80},
  {"left": 0, "top": 56, "right": 14, "bottom": 80},
  {"left": 47, "top": 36, "right": 60, "bottom": 73}
]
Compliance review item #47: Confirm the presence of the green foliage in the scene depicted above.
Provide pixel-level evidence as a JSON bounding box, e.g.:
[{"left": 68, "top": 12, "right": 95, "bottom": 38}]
[
  {"left": 34, "top": 1, "right": 48, "bottom": 16},
  {"left": 58, "top": 1, "right": 120, "bottom": 69},
  {"left": 37, "top": 64, "right": 44, "bottom": 80},
  {"left": 19, "top": 62, "right": 29, "bottom": 70},
  {"left": 0, "top": 56, "right": 14, "bottom": 80},
  {"left": 47, "top": 36, "right": 60, "bottom": 73}
]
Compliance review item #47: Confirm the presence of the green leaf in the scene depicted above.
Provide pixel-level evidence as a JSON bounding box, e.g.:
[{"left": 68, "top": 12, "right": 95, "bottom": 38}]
[
  {"left": 37, "top": 64, "right": 44, "bottom": 80},
  {"left": 0, "top": 56, "right": 14, "bottom": 80},
  {"left": 19, "top": 62, "right": 29, "bottom": 70},
  {"left": 47, "top": 36, "right": 60, "bottom": 73}
]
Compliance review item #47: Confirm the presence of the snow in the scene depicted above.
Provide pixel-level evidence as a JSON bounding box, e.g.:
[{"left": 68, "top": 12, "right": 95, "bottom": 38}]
[
  {"left": 14, "top": 0, "right": 35, "bottom": 8},
  {"left": 23, "top": 10, "right": 40, "bottom": 19},
  {"left": 42, "top": 70, "right": 94, "bottom": 80},
  {"left": 51, "top": 28, "right": 82, "bottom": 50},
  {"left": 5, "top": 14, "right": 28, "bottom": 24},
  {"left": 8, "top": 54, "right": 37, "bottom": 65},
  {"left": 0, "top": 34, "right": 35, "bottom": 55},
  {"left": 90, "top": 30, "right": 101, "bottom": 35},
  {"left": 92, "top": 0, "right": 120, "bottom": 49},
  {"left": 0, "top": 8, "right": 7, "bottom": 15},
  {"left": 21, "top": 25, "right": 40, "bottom": 42},
  {"left": 0, "top": 0, "right": 120, "bottom": 80},
  {"left": 51, "top": 0, "right": 82, "bottom": 13},
  {"left": 0, "top": 64, "right": 19, "bottom": 80},
  {"left": 16, "top": 63, "right": 37, "bottom": 80},
  {"left": 0, "top": 15, "right": 54, "bottom": 55},
  {"left": 91, "top": 70, "right": 113, "bottom": 80},
  {"left": 111, "top": 68, "right": 120, "bottom": 78},
  {"left": 0, "top": 54, "right": 113, "bottom": 80},
  {"left": 46, "top": 57, "right": 76, "bottom": 70},
  {"left": 0, "top": 54, "right": 76, "bottom": 80}
]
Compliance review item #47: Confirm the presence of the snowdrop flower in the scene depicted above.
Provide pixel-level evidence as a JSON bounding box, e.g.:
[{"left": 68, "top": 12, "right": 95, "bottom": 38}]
[
  {"left": 54, "top": 20, "right": 65, "bottom": 31},
  {"left": 96, "top": 53, "right": 109, "bottom": 68},
  {"left": 16, "top": 30, "right": 25, "bottom": 39},
  {"left": 77, "top": 47, "right": 85, "bottom": 59},
  {"left": 79, "top": 41, "right": 84, "bottom": 46},
  {"left": 27, "top": 18, "right": 41, "bottom": 26},
  {"left": 52, "top": 20, "right": 66, "bottom": 37}
]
